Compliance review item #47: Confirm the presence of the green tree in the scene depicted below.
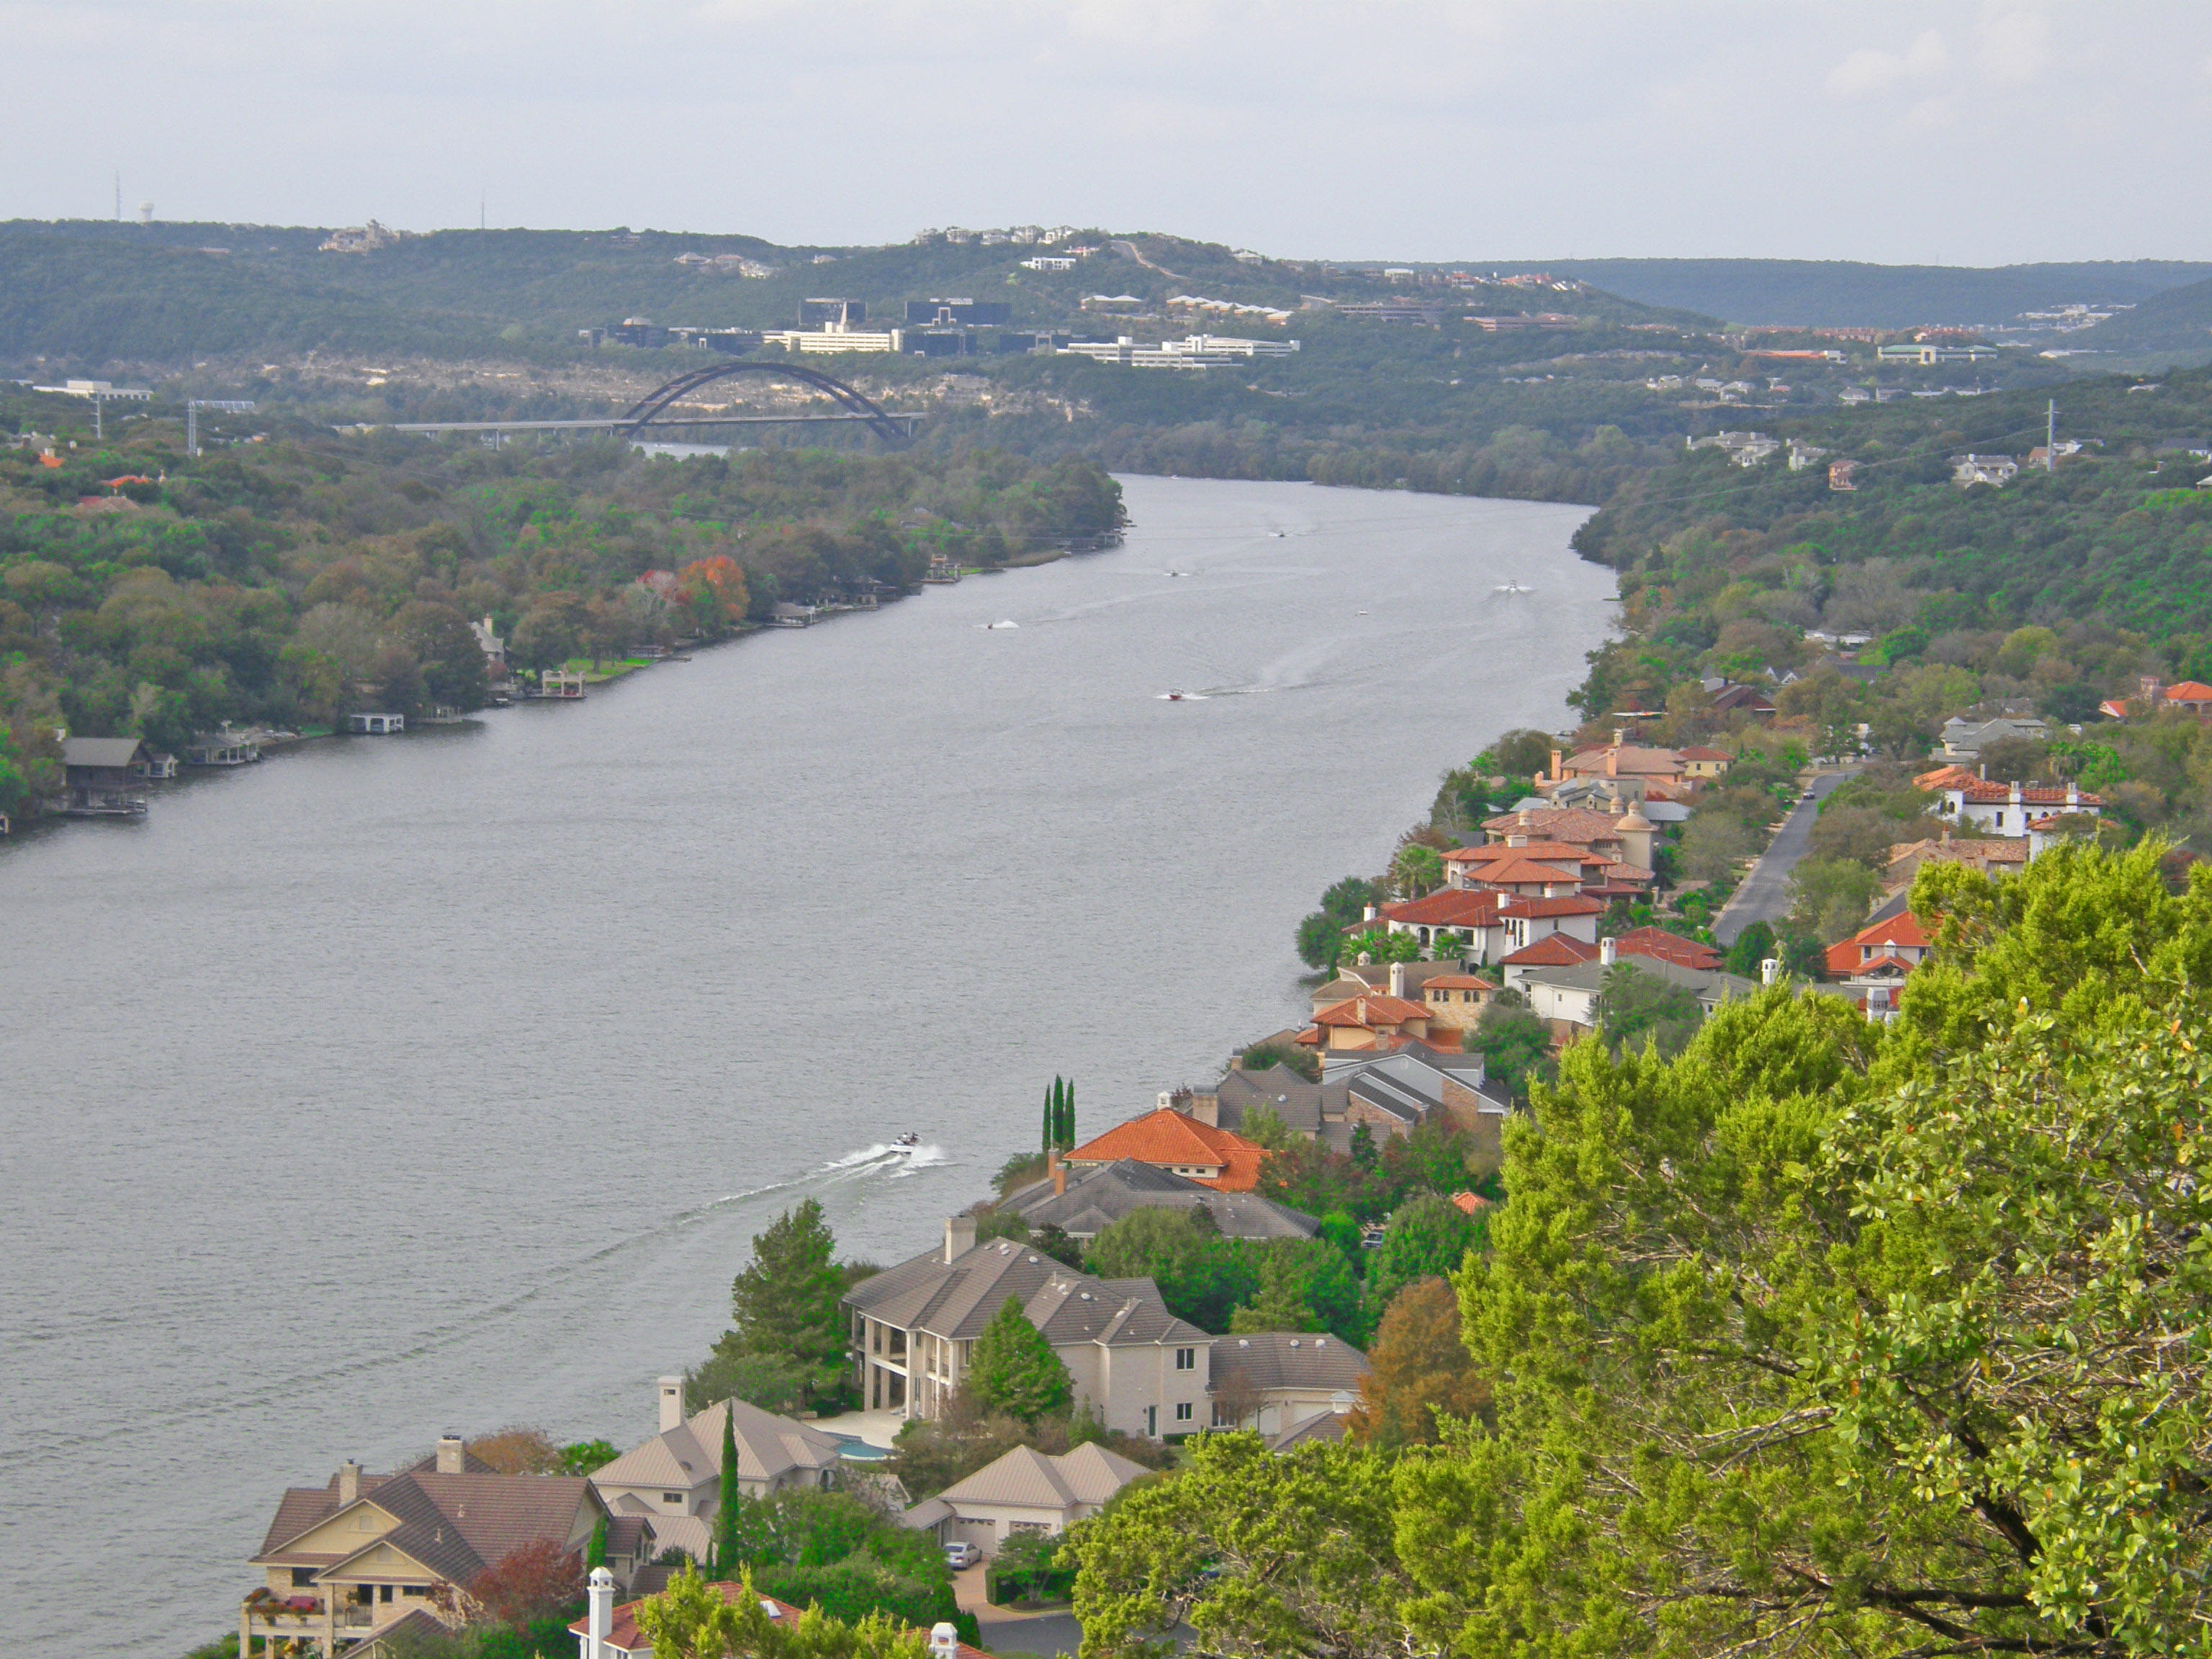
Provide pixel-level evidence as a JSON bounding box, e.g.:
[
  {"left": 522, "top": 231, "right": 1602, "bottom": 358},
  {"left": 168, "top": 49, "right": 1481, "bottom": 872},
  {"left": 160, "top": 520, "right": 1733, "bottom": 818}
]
[
  {"left": 1085, "top": 1207, "right": 1254, "bottom": 1333},
  {"left": 1596, "top": 962, "right": 1704, "bottom": 1058},
  {"left": 966, "top": 1296, "right": 1071, "bottom": 1421},
  {"left": 1462, "top": 992, "right": 1552, "bottom": 1098},
  {"left": 1722, "top": 919, "right": 1776, "bottom": 979},
  {"left": 1390, "top": 842, "right": 1445, "bottom": 898},
  {"left": 1361, "top": 1193, "right": 1483, "bottom": 1324},
  {"left": 1228, "top": 1239, "right": 1362, "bottom": 1342},
  {"left": 712, "top": 1407, "right": 739, "bottom": 1571},
  {"left": 0, "top": 727, "right": 27, "bottom": 817},
  {"left": 560, "top": 1439, "right": 621, "bottom": 1477},
  {"left": 1296, "top": 876, "right": 1385, "bottom": 969},
  {"left": 585, "top": 1514, "right": 608, "bottom": 1571},
  {"left": 724, "top": 1200, "right": 848, "bottom": 1408},
  {"left": 1786, "top": 854, "right": 1880, "bottom": 942},
  {"left": 391, "top": 599, "right": 491, "bottom": 711},
  {"left": 634, "top": 1562, "right": 930, "bottom": 1659}
]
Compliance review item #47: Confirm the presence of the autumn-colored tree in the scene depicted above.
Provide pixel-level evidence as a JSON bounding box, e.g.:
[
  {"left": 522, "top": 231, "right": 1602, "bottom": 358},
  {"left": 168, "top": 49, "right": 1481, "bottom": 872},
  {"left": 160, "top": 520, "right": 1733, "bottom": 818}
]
[
  {"left": 464, "top": 1426, "right": 562, "bottom": 1475},
  {"left": 1345, "top": 1277, "right": 1490, "bottom": 1449},
  {"left": 469, "top": 1538, "right": 584, "bottom": 1629},
  {"left": 677, "top": 554, "right": 750, "bottom": 634}
]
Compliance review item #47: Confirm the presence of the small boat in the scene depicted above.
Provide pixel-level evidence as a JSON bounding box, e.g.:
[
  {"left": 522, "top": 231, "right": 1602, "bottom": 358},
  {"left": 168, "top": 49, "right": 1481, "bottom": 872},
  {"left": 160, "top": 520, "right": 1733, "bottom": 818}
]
[
  {"left": 1166, "top": 692, "right": 1187, "bottom": 701},
  {"left": 891, "top": 1132, "right": 921, "bottom": 1149},
  {"left": 982, "top": 619, "right": 1020, "bottom": 630},
  {"left": 1495, "top": 581, "right": 1532, "bottom": 595}
]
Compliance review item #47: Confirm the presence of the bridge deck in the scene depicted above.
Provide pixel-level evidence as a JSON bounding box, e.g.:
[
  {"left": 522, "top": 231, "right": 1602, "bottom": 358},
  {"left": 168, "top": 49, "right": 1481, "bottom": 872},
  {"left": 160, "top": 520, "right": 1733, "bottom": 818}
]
[{"left": 385, "top": 413, "right": 917, "bottom": 435}]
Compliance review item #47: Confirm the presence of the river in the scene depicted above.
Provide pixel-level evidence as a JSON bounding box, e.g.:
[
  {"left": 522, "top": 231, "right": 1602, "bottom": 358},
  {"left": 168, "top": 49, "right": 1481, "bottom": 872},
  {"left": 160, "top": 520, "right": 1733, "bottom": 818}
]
[{"left": 0, "top": 475, "right": 1611, "bottom": 1655}]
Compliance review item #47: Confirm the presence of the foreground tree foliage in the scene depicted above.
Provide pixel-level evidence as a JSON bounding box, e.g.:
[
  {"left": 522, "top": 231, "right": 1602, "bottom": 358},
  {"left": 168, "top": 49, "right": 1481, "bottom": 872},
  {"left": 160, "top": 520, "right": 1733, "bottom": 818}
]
[{"left": 1068, "top": 843, "right": 2212, "bottom": 1658}]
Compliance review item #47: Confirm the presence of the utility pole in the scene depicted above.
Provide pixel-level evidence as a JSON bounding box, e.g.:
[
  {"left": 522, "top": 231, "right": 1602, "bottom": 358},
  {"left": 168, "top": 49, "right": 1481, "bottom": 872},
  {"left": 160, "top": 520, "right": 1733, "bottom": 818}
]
[{"left": 2046, "top": 398, "right": 2059, "bottom": 472}]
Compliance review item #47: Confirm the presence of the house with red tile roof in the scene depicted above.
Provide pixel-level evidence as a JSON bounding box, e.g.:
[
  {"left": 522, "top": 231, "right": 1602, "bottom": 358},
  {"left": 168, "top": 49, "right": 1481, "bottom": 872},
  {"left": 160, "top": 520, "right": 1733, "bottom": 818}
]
[
  {"left": 1929, "top": 776, "right": 2102, "bottom": 838},
  {"left": 1823, "top": 912, "right": 1936, "bottom": 1017},
  {"left": 1065, "top": 1107, "right": 1266, "bottom": 1190},
  {"left": 1502, "top": 925, "right": 1721, "bottom": 989},
  {"left": 1678, "top": 745, "right": 1732, "bottom": 778},
  {"left": 1300, "top": 993, "right": 1439, "bottom": 1053},
  {"left": 1418, "top": 972, "right": 1496, "bottom": 1033},
  {"left": 1480, "top": 806, "right": 1630, "bottom": 853},
  {"left": 571, "top": 1570, "right": 989, "bottom": 1659},
  {"left": 2165, "top": 680, "right": 2212, "bottom": 714}
]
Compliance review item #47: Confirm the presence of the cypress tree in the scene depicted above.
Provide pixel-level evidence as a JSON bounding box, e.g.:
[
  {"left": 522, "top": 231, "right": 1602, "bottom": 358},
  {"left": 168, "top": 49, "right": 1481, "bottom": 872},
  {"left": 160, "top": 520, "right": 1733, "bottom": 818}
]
[
  {"left": 1062, "top": 1079, "right": 1075, "bottom": 1150},
  {"left": 1043, "top": 1082, "right": 1055, "bottom": 1156},
  {"left": 714, "top": 1403, "right": 739, "bottom": 1571}
]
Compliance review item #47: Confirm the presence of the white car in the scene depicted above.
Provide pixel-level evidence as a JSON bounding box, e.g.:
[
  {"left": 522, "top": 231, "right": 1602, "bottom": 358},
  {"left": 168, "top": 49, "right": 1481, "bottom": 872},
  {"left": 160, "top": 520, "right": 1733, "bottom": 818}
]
[{"left": 944, "top": 1542, "right": 982, "bottom": 1570}]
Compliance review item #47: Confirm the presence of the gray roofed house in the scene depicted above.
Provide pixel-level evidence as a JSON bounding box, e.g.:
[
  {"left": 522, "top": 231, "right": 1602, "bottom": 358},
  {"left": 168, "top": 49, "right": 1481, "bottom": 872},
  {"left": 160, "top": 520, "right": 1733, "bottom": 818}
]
[
  {"left": 902, "top": 1442, "right": 1151, "bottom": 1557},
  {"left": 1002, "top": 1158, "right": 1317, "bottom": 1241},
  {"left": 844, "top": 1218, "right": 1215, "bottom": 1441},
  {"left": 1209, "top": 1331, "right": 1370, "bottom": 1437},
  {"left": 1209, "top": 1064, "right": 1326, "bottom": 1138},
  {"left": 1513, "top": 948, "right": 1758, "bottom": 1036},
  {"left": 1325, "top": 1048, "right": 1511, "bottom": 1139},
  {"left": 1269, "top": 1408, "right": 1353, "bottom": 1452},
  {"left": 58, "top": 735, "right": 151, "bottom": 817},
  {"left": 590, "top": 1382, "right": 845, "bottom": 1562},
  {"left": 243, "top": 1437, "right": 605, "bottom": 1655},
  {"left": 1941, "top": 714, "right": 2049, "bottom": 760}
]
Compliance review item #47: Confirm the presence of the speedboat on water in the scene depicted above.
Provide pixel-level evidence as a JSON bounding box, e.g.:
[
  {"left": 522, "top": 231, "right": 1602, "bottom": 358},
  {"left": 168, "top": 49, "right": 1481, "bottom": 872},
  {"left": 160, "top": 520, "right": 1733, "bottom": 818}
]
[
  {"left": 891, "top": 1132, "right": 921, "bottom": 1148},
  {"left": 1495, "top": 581, "right": 1532, "bottom": 594}
]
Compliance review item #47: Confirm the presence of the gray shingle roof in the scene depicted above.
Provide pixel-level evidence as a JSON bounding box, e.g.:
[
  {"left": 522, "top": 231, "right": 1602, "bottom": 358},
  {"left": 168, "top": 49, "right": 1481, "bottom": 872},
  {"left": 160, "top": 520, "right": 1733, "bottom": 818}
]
[
  {"left": 1513, "top": 957, "right": 1758, "bottom": 1004},
  {"left": 930, "top": 1442, "right": 1149, "bottom": 1509},
  {"left": 592, "top": 1399, "right": 842, "bottom": 1492},
  {"left": 60, "top": 736, "right": 147, "bottom": 770},
  {"left": 1269, "top": 1411, "right": 1353, "bottom": 1452},
  {"left": 1209, "top": 1331, "right": 1369, "bottom": 1394},
  {"left": 1004, "top": 1159, "right": 1316, "bottom": 1241},
  {"left": 1323, "top": 1048, "right": 1509, "bottom": 1128},
  {"left": 256, "top": 1468, "right": 597, "bottom": 1586},
  {"left": 844, "top": 1237, "right": 1208, "bottom": 1349}
]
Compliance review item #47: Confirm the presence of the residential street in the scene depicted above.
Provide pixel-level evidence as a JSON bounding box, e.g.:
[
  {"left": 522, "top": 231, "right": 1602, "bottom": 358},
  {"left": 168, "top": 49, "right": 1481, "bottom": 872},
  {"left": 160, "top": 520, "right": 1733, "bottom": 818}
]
[
  {"left": 1712, "top": 768, "right": 1857, "bottom": 946},
  {"left": 956, "top": 1564, "right": 1082, "bottom": 1657}
]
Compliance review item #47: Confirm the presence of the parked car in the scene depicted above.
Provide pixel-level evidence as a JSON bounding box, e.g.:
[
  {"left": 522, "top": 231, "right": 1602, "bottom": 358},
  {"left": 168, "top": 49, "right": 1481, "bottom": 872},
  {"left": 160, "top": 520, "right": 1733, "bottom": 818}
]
[{"left": 944, "top": 1542, "right": 981, "bottom": 1570}]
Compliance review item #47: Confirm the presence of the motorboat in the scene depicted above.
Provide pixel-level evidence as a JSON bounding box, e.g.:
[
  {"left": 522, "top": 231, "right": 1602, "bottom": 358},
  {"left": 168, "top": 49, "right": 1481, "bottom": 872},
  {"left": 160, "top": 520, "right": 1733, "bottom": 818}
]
[
  {"left": 1166, "top": 691, "right": 1187, "bottom": 701},
  {"left": 891, "top": 1132, "right": 921, "bottom": 1149},
  {"left": 1494, "top": 581, "right": 1532, "bottom": 594}
]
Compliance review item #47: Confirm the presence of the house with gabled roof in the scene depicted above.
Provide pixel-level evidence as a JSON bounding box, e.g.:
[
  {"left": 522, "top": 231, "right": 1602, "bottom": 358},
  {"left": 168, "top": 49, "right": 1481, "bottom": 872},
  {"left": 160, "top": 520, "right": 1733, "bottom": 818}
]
[
  {"left": 1002, "top": 1156, "right": 1316, "bottom": 1241},
  {"left": 589, "top": 1383, "right": 844, "bottom": 1562},
  {"left": 1299, "top": 992, "right": 1439, "bottom": 1052},
  {"left": 1825, "top": 912, "right": 1935, "bottom": 1016},
  {"left": 901, "top": 1442, "right": 1151, "bottom": 1557},
  {"left": 242, "top": 1437, "right": 604, "bottom": 1659},
  {"left": 1064, "top": 1108, "right": 1265, "bottom": 1190},
  {"left": 1208, "top": 1331, "right": 1370, "bottom": 1436},
  {"left": 1510, "top": 938, "right": 1757, "bottom": 1038},
  {"left": 842, "top": 1221, "right": 1213, "bottom": 1438}
]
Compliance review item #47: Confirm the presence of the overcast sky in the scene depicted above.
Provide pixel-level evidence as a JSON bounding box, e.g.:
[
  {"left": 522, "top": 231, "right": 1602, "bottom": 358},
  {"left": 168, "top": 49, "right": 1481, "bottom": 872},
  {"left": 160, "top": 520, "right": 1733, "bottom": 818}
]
[{"left": 9, "top": 1, "right": 2208, "bottom": 264}]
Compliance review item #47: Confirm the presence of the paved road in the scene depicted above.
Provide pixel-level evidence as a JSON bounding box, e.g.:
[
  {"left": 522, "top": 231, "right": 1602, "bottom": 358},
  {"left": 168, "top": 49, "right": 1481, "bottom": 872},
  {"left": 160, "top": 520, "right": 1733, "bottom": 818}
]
[{"left": 1712, "top": 768, "right": 1857, "bottom": 945}]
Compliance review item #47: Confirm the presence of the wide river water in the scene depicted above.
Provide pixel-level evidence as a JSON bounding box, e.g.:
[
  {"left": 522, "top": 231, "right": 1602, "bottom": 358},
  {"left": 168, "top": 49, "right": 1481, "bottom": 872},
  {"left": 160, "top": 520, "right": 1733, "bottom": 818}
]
[{"left": 0, "top": 475, "right": 1611, "bottom": 1655}]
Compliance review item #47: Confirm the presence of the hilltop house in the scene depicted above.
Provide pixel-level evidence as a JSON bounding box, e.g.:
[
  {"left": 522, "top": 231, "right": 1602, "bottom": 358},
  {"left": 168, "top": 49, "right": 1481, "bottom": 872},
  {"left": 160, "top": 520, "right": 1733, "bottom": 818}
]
[
  {"left": 901, "top": 1442, "right": 1151, "bottom": 1558},
  {"left": 242, "top": 1438, "right": 605, "bottom": 1659},
  {"left": 588, "top": 1384, "right": 844, "bottom": 1562},
  {"left": 1825, "top": 912, "right": 1936, "bottom": 1017},
  {"left": 842, "top": 1220, "right": 1213, "bottom": 1439}
]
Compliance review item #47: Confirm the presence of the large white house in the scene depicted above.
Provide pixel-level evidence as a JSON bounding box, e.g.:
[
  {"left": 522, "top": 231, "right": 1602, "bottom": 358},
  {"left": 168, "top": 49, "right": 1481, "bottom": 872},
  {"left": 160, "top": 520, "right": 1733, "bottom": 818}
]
[{"left": 842, "top": 1218, "right": 1215, "bottom": 1441}]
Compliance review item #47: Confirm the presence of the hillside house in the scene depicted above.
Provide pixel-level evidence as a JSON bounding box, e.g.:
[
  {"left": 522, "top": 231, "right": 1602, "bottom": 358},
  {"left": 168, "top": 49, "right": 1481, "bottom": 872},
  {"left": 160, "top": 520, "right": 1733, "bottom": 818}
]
[
  {"left": 842, "top": 1220, "right": 1213, "bottom": 1438},
  {"left": 589, "top": 1384, "right": 843, "bottom": 1561},
  {"left": 1510, "top": 938, "right": 1757, "bottom": 1038},
  {"left": 1001, "top": 1156, "right": 1316, "bottom": 1242},
  {"left": 902, "top": 1442, "right": 1151, "bottom": 1558},
  {"left": 1208, "top": 1331, "right": 1370, "bottom": 1436},
  {"left": 243, "top": 1439, "right": 604, "bottom": 1659},
  {"left": 1063, "top": 1109, "right": 1265, "bottom": 1190}
]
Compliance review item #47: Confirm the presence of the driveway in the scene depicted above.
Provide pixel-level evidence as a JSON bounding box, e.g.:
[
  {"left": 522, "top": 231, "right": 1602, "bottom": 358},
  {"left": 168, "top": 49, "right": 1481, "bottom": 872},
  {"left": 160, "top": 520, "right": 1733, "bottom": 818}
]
[
  {"left": 1712, "top": 768, "right": 1856, "bottom": 946},
  {"left": 956, "top": 1564, "right": 1082, "bottom": 1657}
]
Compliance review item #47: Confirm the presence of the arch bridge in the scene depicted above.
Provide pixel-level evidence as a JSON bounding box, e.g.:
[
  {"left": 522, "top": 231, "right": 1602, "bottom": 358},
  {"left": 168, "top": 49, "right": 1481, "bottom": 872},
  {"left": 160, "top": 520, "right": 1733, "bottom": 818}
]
[{"left": 385, "top": 359, "right": 918, "bottom": 446}]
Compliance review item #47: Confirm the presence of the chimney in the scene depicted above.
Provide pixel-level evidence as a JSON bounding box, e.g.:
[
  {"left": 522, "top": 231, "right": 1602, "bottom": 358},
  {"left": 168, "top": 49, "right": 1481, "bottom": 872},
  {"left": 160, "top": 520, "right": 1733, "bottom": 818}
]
[
  {"left": 1388, "top": 961, "right": 1406, "bottom": 999},
  {"left": 658, "top": 1375, "right": 685, "bottom": 1433},
  {"left": 2067, "top": 782, "right": 2080, "bottom": 809},
  {"left": 1606, "top": 747, "right": 1618, "bottom": 778},
  {"left": 1761, "top": 958, "right": 1781, "bottom": 986},
  {"left": 436, "top": 1435, "right": 464, "bottom": 1475},
  {"left": 1050, "top": 1147, "right": 1066, "bottom": 1197},
  {"left": 338, "top": 1461, "right": 361, "bottom": 1505},
  {"left": 588, "top": 1566, "right": 616, "bottom": 1659},
  {"left": 2010, "top": 780, "right": 2023, "bottom": 808},
  {"left": 1355, "top": 997, "right": 1369, "bottom": 1025},
  {"left": 945, "top": 1213, "right": 977, "bottom": 1263},
  {"left": 1362, "top": 904, "right": 1378, "bottom": 923},
  {"left": 1599, "top": 937, "right": 1617, "bottom": 967},
  {"left": 928, "top": 1624, "right": 961, "bottom": 1657},
  {"left": 1550, "top": 747, "right": 1563, "bottom": 781}
]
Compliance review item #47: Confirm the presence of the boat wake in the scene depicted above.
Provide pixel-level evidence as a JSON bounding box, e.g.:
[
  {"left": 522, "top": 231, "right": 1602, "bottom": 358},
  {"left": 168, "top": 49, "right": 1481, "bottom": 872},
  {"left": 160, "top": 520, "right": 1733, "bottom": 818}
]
[{"left": 819, "top": 1142, "right": 953, "bottom": 1179}]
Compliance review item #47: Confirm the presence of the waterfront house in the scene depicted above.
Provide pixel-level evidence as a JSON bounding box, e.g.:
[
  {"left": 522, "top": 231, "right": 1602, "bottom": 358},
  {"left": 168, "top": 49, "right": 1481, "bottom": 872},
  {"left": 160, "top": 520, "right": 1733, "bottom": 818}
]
[
  {"left": 1002, "top": 1154, "right": 1317, "bottom": 1241},
  {"left": 59, "top": 736, "right": 150, "bottom": 816},
  {"left": 1062, "top": 1108, "right": 1266, "bottom": 1190},
  {"left": 346, "top": 713, "right": 405, "bottom": 734},
  {"left": 1501, "top": 925, "right": 1722, "bottom": 980},
  {"left": 1299, "top": 992, "right": 1439, "bottom": 1052},
  {"left": 901, "top": 1442, "right": 1151, "bottom": 1558},
  {"left": 1208, "top": 1331, "right": 1370, "bottom": 1436},
  {"left": 1418, "top": 972, "right": 1496, "bottom": 1034},
  {"left": 1324, "top": 1047, "right": 1510, "bottom": 1143},
  {"left": 243, "top": 1437, "right": 604, "bottom": 1659},
  {"left": 187, "top": 725, "right": 261, "bottom": 766},
  {"left": 842, "top": 1218, "right": 1213, "bottom": 1437},
  {"left": 590, "top": 1384, "right": 842, "bottom": 1562}
]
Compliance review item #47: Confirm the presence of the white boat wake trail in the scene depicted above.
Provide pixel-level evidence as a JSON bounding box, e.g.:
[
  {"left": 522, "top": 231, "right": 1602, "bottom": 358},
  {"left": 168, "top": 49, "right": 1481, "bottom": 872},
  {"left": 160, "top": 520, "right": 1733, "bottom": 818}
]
[{"left": 819, "top": 1142, "right": 953, "bottom": 1180}]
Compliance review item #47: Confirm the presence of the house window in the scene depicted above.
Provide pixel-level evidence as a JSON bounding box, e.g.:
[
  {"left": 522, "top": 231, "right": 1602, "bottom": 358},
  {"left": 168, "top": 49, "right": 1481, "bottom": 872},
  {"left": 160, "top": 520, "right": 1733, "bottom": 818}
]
[
  {"left": 1146, "top": 1406, "right": 1158, "bottom": 1437},
  {"left": 379, "top": 1586, "right": 394, "bottom": 1604},
  {"left": 291, "top": 1568, "right": 317, "bottom": 1587},
  {"left": 1174, "top": 1347, "right": 1195, "bottom": 1371},
  {"left": 662, "top": 1493, "right": 684, "bottom": 1506},
  {"left": 403, "top": 1587, "right": 430, "bottom": 1599},
  {"left": 1175, "top": 1402, "right": 1194, "bottom": 1422}
]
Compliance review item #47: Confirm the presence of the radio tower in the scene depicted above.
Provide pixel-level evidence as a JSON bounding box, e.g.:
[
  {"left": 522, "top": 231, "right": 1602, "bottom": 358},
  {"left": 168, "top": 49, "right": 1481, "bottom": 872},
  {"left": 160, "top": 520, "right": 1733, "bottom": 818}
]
[{"left": 2046, "top": 398, "right": 2059, "bottom": 472}]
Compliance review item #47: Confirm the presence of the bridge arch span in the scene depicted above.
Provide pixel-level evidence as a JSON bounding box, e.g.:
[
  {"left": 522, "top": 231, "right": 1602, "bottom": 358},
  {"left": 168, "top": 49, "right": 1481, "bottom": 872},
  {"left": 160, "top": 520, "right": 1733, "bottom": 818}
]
[{"left": 617, "top": 360, "right": 913, "bottom": 446}]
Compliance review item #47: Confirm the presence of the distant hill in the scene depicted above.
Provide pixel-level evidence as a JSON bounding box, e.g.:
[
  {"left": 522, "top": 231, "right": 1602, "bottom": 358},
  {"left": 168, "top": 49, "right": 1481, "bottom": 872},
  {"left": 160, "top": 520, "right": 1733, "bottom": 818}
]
[
  {"left": 1525, "top": 258, "right": 2212, "bottom": 329},
  {"left": 2066, "top": 276, "right": 2212, "bottom": 370}
]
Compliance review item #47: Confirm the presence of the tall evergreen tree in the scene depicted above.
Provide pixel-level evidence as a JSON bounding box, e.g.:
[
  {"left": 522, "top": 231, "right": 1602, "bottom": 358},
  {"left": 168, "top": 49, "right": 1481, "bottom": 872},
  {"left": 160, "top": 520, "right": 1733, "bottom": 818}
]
[
  {"left": 1061, "top": 1079, "right": 1075, "bottom": 1150},
  {"left": 966, "top": 1295, "right": 1073, "bottom": 1421},
  {"left": 713, "top": 1403, "right": 739, "bottom": 1572},
  {"left": 1043, "top": 1081, "right": 1055, "bottom": 1156},
  {"left": 728, "top": 1200, "right": 846, "bottom": 1382}
]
